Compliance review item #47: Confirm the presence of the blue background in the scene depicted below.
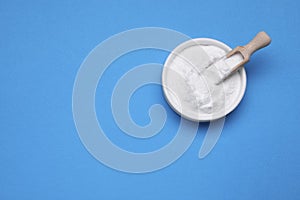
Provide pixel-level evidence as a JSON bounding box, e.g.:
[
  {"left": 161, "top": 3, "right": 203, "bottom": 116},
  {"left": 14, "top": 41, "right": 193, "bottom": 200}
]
[{"left": 1, "top": 0, "right": 299, "bottom": 199}]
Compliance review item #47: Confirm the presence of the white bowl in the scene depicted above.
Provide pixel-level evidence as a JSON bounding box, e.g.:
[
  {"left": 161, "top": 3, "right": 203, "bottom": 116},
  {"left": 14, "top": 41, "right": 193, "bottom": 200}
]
[{"left": 162, "top": 38, "right": 247, "bottom": 122}]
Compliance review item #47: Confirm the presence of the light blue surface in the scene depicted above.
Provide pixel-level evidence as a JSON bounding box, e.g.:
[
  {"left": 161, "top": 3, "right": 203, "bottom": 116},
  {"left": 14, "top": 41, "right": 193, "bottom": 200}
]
[{"left": 1, "top": 0, "right": 299, "bottom": 199}]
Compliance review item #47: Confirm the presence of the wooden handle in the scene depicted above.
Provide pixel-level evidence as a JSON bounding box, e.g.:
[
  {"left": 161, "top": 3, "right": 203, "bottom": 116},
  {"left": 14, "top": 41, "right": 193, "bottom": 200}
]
[{"left": 243, "top": 31, "right": 271, "bottom": 57}]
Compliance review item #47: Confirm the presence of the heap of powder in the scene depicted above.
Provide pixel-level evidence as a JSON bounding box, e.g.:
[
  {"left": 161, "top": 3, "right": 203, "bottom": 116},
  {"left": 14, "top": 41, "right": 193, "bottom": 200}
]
[{"left": 169, "top": 45, "right": 241, "bottom": 114}]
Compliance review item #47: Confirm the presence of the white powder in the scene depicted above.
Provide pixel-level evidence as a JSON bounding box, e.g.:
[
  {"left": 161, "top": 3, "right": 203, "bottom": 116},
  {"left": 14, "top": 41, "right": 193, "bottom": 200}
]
[
  {"left": 163, "top": 42, "right": 244, "bottom": 119},
  {"left": 213, "top": 53, "right": 244, "bottom": 83}
]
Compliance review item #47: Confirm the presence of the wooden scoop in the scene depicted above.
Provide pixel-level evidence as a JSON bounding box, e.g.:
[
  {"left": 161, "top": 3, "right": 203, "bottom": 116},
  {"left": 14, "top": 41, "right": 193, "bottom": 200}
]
[{"left": 210, "top": 31, "right": 272, "bottom": 84}]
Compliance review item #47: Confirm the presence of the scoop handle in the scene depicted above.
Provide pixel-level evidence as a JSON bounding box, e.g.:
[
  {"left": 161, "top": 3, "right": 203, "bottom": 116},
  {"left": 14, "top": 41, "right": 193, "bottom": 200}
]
[{"left": 243, "top": 31, "right": 271, "bottom": 57}]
